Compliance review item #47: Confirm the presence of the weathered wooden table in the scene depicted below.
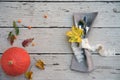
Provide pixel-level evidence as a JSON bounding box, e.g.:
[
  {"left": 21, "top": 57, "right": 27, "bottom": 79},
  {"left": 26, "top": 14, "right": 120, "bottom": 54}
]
[{"left": 0, "top": 0, "right": 120, "bottom": 80}]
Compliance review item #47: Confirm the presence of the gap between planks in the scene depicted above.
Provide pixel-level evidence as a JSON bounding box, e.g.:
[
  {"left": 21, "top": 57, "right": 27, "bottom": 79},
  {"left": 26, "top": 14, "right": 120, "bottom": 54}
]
[
  {"left": 0, "top": 26, "right": 120, "bottom": 28},
  {"left": 0, "top": 0, "right": 120, "bottom": 2}
]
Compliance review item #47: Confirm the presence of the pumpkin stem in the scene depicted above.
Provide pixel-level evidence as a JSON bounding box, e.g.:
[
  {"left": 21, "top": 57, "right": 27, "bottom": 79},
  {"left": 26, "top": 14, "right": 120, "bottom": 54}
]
[{"left": 8, "top": 60, "right": 13, "bottom": 65}]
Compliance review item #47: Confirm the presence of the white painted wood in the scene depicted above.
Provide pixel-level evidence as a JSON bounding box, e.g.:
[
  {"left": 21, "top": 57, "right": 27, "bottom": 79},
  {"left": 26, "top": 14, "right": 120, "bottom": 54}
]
[
  {"left": 0, "top": 55, "right": 120, "bottom": 80},
  {"left": 0, "top": 0, "right": 119, "bottom": 80},
  {"left": 0, "top": 2, "right": 120, "bottom": 27},
  {"left": 0, "top": 28, "right": 119, "bottom": 54},
  {"left": 0, "top": 0, "right": 120, "bottom": 1}
]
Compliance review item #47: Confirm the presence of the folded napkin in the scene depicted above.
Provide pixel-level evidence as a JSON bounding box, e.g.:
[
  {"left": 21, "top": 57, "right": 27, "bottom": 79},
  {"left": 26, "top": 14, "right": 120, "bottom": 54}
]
[
  {"left": 71, "top": 42, "right": 94, "bottom": 72},
  {"left": 70, "top": 12, "right": 98, "bottom": 72}
]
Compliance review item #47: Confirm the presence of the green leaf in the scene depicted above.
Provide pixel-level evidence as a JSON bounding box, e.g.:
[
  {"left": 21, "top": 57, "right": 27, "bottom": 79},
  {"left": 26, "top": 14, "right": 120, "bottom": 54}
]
[
  {"left": 13, "top": 21, "right": 17, "bottom": 28},
  {"left": 13, "top": 21, "right": 19, "bottom": 35},
  {"left": 15, "top": 27, "right": 19, "bottom": 35}
]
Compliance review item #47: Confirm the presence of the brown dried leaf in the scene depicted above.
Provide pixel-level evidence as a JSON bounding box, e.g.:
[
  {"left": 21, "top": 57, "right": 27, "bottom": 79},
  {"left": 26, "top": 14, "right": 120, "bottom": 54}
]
[
  {"left": 7, "top": 32, "right": 16, "bottom": 45},
  {"left": 22, "top": 38, "right": 34, "bottom": 47},
  {"left": 32, "top": 42, "right": 35, "bottom": 46},
  {"left": 44, "top": 14, "right": 48, "bottom": 19},
  {"left": 35, "top": 59, "right": 45, "bottom": 70},
  {"left": 25, "top": 71, "right": 33, "bottom": 80}
]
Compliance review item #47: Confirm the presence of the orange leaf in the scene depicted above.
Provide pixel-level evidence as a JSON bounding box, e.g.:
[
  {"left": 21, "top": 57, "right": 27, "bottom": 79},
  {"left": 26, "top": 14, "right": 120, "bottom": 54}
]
[
  {"left": 35, "top": 59, "right": 45, "bottom": 70},
  {"left": 32, "top": 42, "right": 35, "bottom": 46},
  {"left": 44, "top": 15, "right": 48, "bottom": 19},
  {"left": 27, "top": 26, "right": 32, "bottom": 29},
  {"left": 17, "top": 19, "right": 22, "bottom": 23}
]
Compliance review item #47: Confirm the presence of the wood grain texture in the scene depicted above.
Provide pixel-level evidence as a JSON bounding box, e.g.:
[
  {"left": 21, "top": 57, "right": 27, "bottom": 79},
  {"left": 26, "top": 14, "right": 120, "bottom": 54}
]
[
  {"left": 0, "top": 54, "right": 120, "bottom": 80},
  {"left": 0, "top": 2, "right": 120, "bottom": 27},
  {"left": 0, "top": 0, "right": 120, "bottom": 80},
  {"left": 0, "top": 28, "right": 119, "bottom": 54},
  {"left": 0, "top": 0, "right": 120, "bottom": 2}
]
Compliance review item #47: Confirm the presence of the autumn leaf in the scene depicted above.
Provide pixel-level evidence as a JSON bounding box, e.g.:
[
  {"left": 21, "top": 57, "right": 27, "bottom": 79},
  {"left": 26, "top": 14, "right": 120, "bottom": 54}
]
[
  {"left": 66, "top": 26, "right": 83, "bottom": 43},
  {"left": 25, "top": 71, "right": 33, "bottom": 80},
  {"left": 22, "top": 38, "right": 34, "bottom": 47},
  {"left": 27, "top": 26, "right": 32, "bottom": 29},
  {"left": 7, "top": 21, "right": 19, "bottom": 45},
  {"left": 31, "top": 42, "right": 35, "bottom": 46},
  {"left": 35, "top": 59, "right": 45, "bottom": 70},
  {"left": 44, "top": 14, "right": 48, "bottom": 19},
  {"left": 7, "top": 32, "right": 16, "bottom": 45},
  {"left": 17, "top": 19, "right": 22, "bottom": 23},
  {"left": 9, "top": 35, "right": 16, "bottom": 45},
  {"left": 13, "top": 21, "right": 19, "bottom": 35}
]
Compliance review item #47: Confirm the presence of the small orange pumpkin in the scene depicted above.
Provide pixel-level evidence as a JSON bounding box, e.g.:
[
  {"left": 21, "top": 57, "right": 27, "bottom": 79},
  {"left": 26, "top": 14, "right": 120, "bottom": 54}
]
[{"left": 1, "top": 47, "right": 30, "bottom": 76}]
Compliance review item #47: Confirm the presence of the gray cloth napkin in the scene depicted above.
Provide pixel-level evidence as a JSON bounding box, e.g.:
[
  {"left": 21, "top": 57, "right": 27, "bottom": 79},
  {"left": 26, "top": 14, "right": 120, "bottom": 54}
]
[{"left": 70, "top": 12, "right": 98, "bottom": 72}]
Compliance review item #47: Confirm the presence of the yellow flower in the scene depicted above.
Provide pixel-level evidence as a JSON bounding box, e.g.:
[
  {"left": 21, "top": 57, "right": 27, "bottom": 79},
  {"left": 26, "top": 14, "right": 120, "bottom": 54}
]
[{"left": 66, "top": 26, "right": 83, "bottom": 43}]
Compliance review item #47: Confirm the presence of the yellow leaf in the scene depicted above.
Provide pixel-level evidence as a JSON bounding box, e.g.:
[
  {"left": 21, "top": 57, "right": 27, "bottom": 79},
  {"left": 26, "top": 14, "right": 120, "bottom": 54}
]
[
  {"left": 25, "top": 71, "right": 33, "bottom": 80},
  {"left": 35, "top": 59, "right": 45, "bottom": 70},
  {"left": 77, "top": 37, "right": 82, "bottom": 42},
  {"left": 66, "top": 26, "right": 83, "bottom": 43},
  {"left": 66, "top": 31, "right": 73, "bottom": 37}
]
